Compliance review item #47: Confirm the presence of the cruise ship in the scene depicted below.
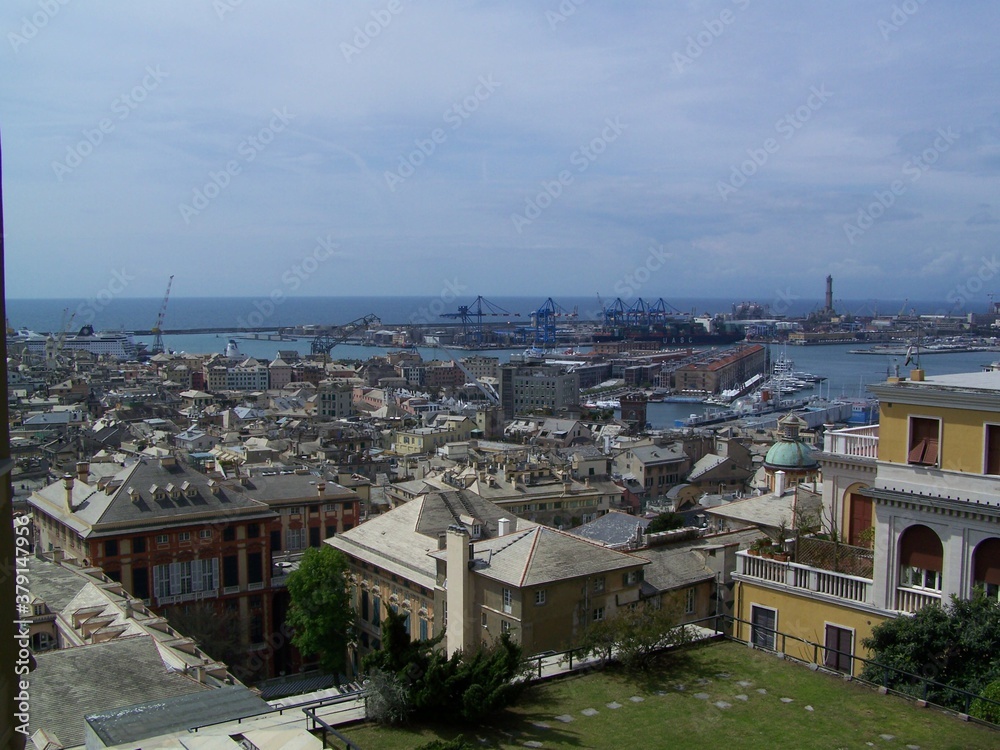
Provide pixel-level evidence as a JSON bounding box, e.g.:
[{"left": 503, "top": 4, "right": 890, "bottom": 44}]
[{"left": 13, "top": 325, "right": 142, "bottom": 360}]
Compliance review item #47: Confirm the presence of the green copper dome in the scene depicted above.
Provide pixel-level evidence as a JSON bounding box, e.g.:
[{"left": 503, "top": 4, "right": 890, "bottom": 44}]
[
  {"left": 763, "top": 413, "right": 817, "bottom": 470},
  {"left": 764, "top": 439, "right": 817, "bottom": 470}
]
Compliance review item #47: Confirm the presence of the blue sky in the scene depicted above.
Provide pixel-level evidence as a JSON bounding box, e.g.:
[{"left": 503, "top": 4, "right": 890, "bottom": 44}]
[{"left": 2, "top": 1, "right": 999, "bottom": 308}]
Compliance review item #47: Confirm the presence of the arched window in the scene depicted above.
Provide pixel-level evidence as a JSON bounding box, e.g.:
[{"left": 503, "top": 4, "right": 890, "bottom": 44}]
[
  {"left": 898, "top": 525, "right": 943, "bottom": 591},
  {"left": 973, "top": 538, "right": 1000, "bottom": 599}
]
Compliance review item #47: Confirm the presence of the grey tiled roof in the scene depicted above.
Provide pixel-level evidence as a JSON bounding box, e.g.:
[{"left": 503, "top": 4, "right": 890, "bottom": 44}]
[
  {"left": 568, "top": 510, "right": 649, "bottom": 546},
  {"left": 26, "top": 554, "right": 90, "bottom": 611},
  {"left": 29, "top": 458, "right": 276, "bottom": 536},
  {"left": 447, "top": 525, "right": 645, "bottom": 587},
  {"left": 30, "top": 636, "right": 209, "bottom": 748},
  {"left": 330, "top": 490, "right": 537, "bottom": 589}
]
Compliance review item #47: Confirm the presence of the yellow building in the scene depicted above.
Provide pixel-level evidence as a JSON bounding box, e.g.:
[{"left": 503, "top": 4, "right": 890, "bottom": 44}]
[
  {"left": 734, "top": 368, "right": 1000, "bottom": 675},
  {"left": 392, "top": 415, "right": 475, "bottom": 455}
]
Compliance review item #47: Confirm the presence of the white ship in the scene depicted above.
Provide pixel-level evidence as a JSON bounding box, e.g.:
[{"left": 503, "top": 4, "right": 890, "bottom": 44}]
[{"left": 14, "top": 325, "right": 142, "bottom": 360}]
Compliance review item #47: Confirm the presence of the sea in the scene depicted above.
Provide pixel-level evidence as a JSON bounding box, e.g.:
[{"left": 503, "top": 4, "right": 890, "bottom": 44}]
[{"left": 8, "top": 295, "right": 997, "bottom": 429}]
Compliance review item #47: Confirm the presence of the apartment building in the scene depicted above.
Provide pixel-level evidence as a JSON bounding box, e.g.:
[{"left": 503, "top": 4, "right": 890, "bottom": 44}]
[
  {"left": 497, "top": 362, "right": 580, "bottom": 420},
  {"left": 28, "top": 453, "right": 361, "bottom": 679},
  {"left": 328, "top": 488, "right": 648, "bottom": 672}
]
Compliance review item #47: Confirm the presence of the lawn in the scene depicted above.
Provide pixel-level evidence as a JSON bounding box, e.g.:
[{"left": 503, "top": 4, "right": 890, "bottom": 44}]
[{"left": 339, "top": 640, "right": 1000, "bottom": 749}]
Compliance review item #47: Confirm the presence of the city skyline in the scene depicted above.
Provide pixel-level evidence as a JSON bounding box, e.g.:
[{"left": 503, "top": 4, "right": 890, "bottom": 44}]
[{"left": 3, "top": 2, "right": 1000, "bottom": 303}]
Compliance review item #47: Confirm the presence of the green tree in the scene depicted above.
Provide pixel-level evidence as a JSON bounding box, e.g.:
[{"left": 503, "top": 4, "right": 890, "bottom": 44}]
[
  {"left": 970, "top": 679, "right": 1000, "bottom": 724},
  {"left": 646, "top": 512, "right": 685, "bottom": 534},
  {"left": 578, "top": 597, "right": 691, "bottom": 672},
  {"left": 861, "top": 590, "right": 1000, "bottom": 709},
  {"left": 363, "top": 609, "right": 528, "bottom": 725},
  {"left": 285, "top": 545, "right": 354, "bottom": 678}
]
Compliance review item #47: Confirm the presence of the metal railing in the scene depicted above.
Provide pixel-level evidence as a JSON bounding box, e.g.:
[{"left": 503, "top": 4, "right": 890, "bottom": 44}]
[
  {"left": 304, "top": 706, "right": 364, "bottom": 749},
  {"left": 728, "top": 614, "right": 1000, "bottom": 721}
]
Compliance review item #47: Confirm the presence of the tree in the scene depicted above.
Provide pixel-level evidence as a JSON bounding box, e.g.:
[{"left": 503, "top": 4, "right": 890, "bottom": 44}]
[
  {"left": 578, "top": 597, "right": 691, "bottom": 672},
  {"left": 970, "top": 679, "right": 1000, "bottom": 724},
  {"left": 285, "top": 545, "right": 354, "bottom": 678},
  {"left": 861, "top": 590, "right": 1000, "bottom": 709},
  {"left": 363, "top": 609, "right": 528, "bottom": 725},
  {"left": 646, "top": 512, "right": 685, "bottom": 534}
]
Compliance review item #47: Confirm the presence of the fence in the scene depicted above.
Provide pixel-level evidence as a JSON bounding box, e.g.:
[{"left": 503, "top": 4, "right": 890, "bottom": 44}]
[{"left": 728, "top": 614, "right": 1000, "bottom": 722}]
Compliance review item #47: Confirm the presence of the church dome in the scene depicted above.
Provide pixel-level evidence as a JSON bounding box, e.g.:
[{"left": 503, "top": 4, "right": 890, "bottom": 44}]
[{"left": 763, "top": 412, "right": 818, "bottom": 470}]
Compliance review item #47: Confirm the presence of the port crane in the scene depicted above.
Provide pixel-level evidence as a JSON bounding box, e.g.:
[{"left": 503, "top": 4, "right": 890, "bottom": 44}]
[
  {"left": 310, "top": 314, "right": 381, "bottom": 356},
  {"left": 531, "top": 298, "right": 576, "bottom": 346},
  {"left": 149, "top": 275, "right": 174, "bottom": 355},
  {"left": 440, "top": 296, "right": 513, "bottom": 346}
]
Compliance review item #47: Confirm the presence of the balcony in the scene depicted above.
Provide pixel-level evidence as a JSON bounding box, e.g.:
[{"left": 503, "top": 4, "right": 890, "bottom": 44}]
[
  {"left": 736, "top": 551, "right": 873, "bottom": 607},
  {"left": 823, "top": 424, "right": 879, "bottom": 460},
  {"left": 895, "top": 586, "right": 941, "bottom": 614}
]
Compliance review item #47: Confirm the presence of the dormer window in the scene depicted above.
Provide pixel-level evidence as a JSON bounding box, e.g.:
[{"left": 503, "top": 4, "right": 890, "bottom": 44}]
[{"left": 149, "top": 484, "right": 167, "bottom": 500}]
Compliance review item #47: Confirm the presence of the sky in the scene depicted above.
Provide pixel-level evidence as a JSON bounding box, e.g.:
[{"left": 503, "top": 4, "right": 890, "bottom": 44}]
[{"left": 2, "top": 1, "right": 1000, "bottom": 309}]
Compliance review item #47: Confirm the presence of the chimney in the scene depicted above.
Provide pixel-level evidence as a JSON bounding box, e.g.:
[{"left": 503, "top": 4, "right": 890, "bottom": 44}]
[
  {"left": 63, "top": 474, "right": 75, "bottom": 512},
  {"left": 446, "top": 525, "right": 473, "bottom": 657},
  {"left": 774, "top": 470, "right": 786, "bottom": 497},
  {"left": 498, "top": 517, "right": 511, "bottom": 536},
  {"left": 76, "top": 461, "right": 89, "bottom": 484},
  {"left": 317, "top": 481, "right": 326, "bottom": 497},
  {"left": 124, "top": 600, "right": 134, "bottom": 619}
]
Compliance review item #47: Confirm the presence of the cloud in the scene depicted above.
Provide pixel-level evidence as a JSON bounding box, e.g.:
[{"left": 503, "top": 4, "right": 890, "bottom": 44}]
[{"left": 1, "top": 1, "right": 999, "bottom": 304}]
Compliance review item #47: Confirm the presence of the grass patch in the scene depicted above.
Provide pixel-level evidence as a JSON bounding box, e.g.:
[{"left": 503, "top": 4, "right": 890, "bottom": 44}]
[{"left": 339, "top": 640, "right": 1000, "bottom": 749}]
